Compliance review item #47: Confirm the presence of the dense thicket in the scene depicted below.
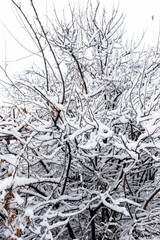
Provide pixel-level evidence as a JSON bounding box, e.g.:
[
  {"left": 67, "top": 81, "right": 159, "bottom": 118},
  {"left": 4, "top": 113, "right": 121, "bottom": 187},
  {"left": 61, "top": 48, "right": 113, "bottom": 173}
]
[{"left": 0, "top": 1, "right": 160, "bottom": 239}]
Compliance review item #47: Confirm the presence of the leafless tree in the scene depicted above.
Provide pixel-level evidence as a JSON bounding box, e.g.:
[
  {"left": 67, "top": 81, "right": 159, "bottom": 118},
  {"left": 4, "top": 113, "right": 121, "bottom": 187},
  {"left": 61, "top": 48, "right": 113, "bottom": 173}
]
[{"left": 0, "top": 1, "right": 160, "bottom": 239}]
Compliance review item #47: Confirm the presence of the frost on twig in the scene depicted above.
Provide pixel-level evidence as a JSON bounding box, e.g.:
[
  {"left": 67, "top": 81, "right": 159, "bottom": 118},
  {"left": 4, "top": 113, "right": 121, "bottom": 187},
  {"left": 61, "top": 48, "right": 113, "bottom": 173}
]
[{"left": 0, "top": 0, "right": 160, "bottom": 239}]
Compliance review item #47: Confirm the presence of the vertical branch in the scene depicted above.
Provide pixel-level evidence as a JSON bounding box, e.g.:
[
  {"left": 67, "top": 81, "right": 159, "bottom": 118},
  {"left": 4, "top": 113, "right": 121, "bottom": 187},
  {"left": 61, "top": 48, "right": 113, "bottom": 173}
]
[
  {"left": 89, "top": 209, "right": 96, "bottom": 240},
  {"left": 11, "top": 0, "right": 49, "bottom": 91},
  {"left": 66, "top": 222, "right": 76, "bottom": 239},
  {"left": 123, "top": 173, "right": 133, "bottom": 219},
  {"left": 30, "top": 0, "right": 65, "bottom": 104},
  {"left": 61, "top": 141, "right": 72, "bottom": 195},
  {"left": 71, "top": 53, "right": 88, "bottom": 94}
]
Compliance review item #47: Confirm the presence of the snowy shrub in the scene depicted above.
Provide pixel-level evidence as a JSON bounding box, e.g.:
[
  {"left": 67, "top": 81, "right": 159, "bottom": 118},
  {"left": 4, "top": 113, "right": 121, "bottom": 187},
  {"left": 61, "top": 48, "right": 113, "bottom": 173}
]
[{"left": 0, "top": 1, "right": 160, "bottom": 239}]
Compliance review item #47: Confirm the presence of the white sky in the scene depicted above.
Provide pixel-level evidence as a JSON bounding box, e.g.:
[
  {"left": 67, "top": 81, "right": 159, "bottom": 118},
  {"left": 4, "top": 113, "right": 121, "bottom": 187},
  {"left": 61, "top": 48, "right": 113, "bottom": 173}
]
[{"left": 0, "top": 0, "right": 160, "bottom": 79}]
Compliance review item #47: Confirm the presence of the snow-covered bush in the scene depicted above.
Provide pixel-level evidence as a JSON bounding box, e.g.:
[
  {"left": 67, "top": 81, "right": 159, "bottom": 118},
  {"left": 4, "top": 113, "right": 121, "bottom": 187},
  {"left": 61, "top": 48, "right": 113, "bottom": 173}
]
[{"left": 0, "top": 1, "right": 160, "bottom": 239}]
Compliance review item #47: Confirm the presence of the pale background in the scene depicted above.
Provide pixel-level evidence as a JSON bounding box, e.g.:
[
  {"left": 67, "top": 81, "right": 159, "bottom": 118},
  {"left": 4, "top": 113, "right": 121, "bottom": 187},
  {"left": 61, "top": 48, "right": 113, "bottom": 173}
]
[{"left": 0, "top": 0, "right": 160, "bottom": 92}]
